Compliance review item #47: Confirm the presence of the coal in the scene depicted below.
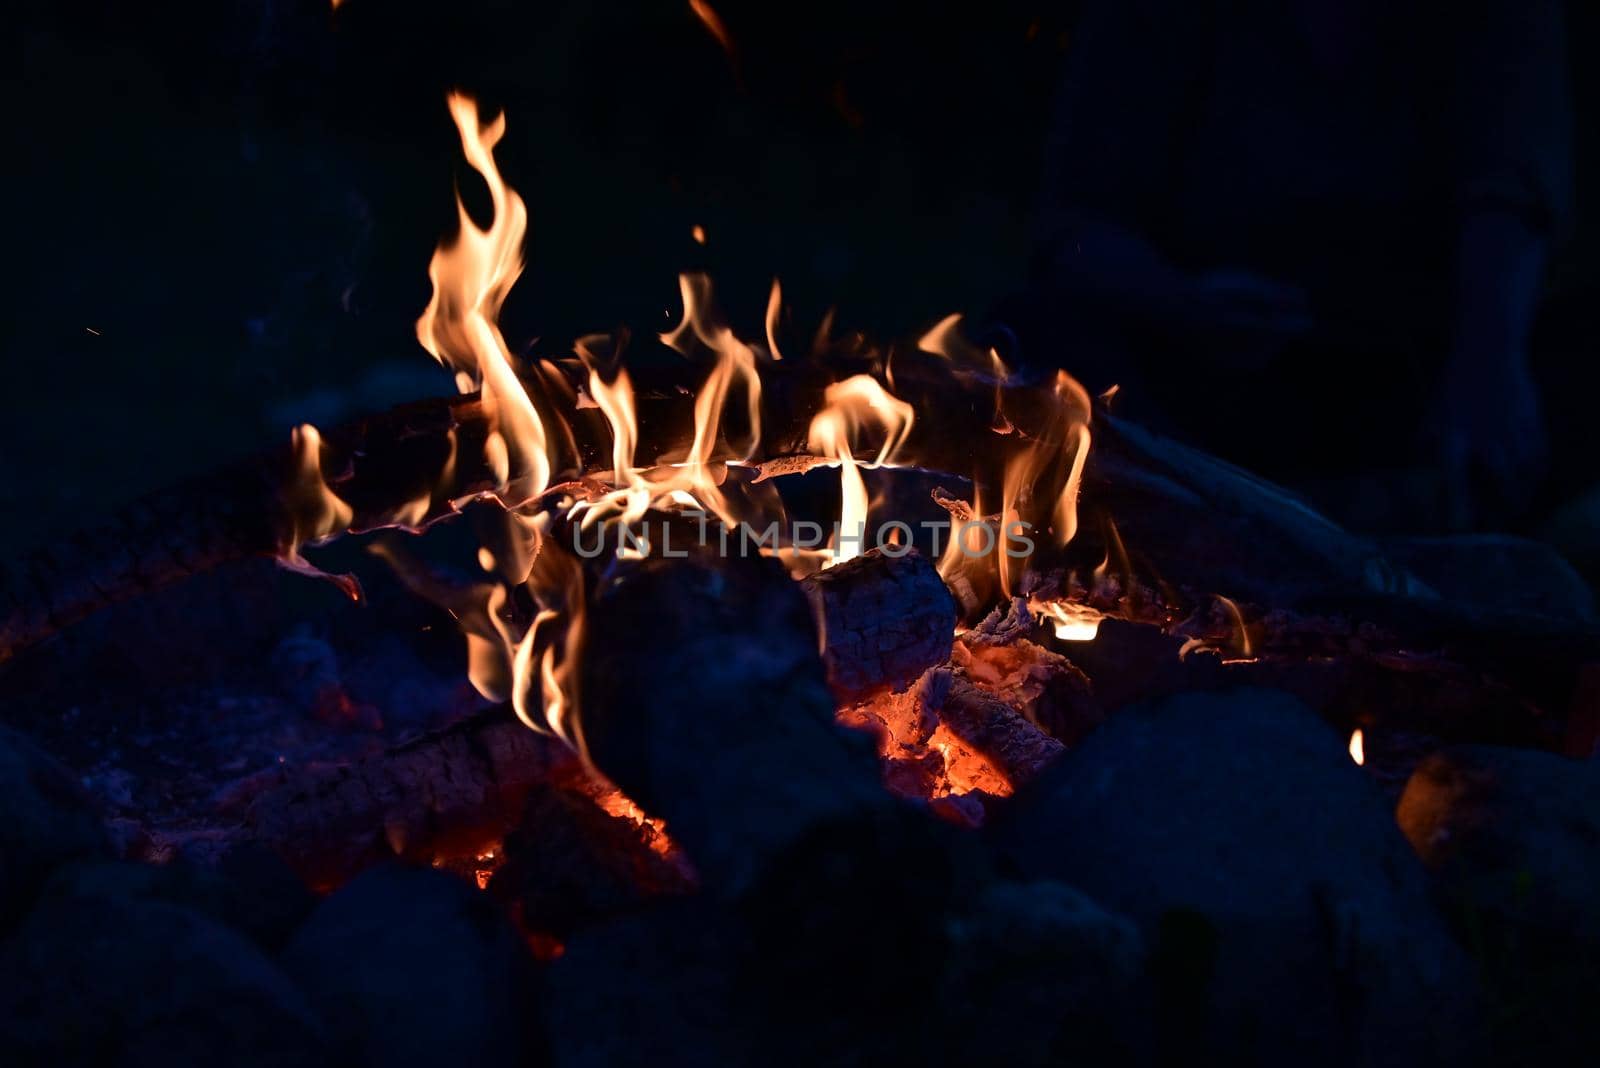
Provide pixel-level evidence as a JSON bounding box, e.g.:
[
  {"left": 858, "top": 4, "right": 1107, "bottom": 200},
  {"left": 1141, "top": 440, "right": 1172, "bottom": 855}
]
[
  {"left": 0, "top": 893, "right": 327, "bottom": 1067},
  {"left": 280, "top": 865, "right": 544, "bottom": 1068},
  {"left": 1397, "top": 744, "right": 1600, "bottom": 1060},
  {"left": 991, "top": 688, "right": 1480, "bottom": 1066},
  {"left": 0, "top": 722, "right": 108, "bottom": 932}
]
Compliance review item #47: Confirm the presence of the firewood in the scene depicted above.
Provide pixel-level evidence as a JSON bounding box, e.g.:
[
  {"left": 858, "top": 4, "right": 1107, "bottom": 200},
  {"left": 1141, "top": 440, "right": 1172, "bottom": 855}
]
[
  {"left": 488, "top": 783, "right": 695, "bottom": 938},
  {"left": 244, "top": 703, "right": 572, "bottom": 889},
  {"left": 0, "top": 393, "right": 489, "bottom": 665},
  {"left": 938, "top": 676, "right": 1066, "bottom": 788},
  {"left": 799, "top": 547, "right": 957, "bottom": 702},
  {"left": 577, "top": 552, "right": 889, "bottom": 895},
  {"left": 6, "top": 376, "right": 1596, "bottom": 713}
]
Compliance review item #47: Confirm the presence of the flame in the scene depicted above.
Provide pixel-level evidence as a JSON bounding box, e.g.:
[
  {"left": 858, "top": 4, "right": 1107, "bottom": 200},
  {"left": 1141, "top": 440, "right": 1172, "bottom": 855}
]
[
  {"left": 807, "top": 375, "right": 914, "bottom": 566},
  {"left": 1348, "top": 729, "right": 1364, "bottom": 766},
  {"left": 687, "top": 0, "right": 735, "bottom": 59},
  {"left": 281, "top": 424, "right": 354, "bottom": 565},
  {"left": 764, "top": 279, "right": 784, "bottom": 361},
  {"left": 1032, "top": 599, "right": 1103, "bottom": 641},
  {"left": 999, "top": 371, "right": 1092, "bottom": 596},
  {"left": 416, "top": 93, "right": 552, "bottom": 503},
  {"left": 1215, "top": 594, "right": 1254, "bottom": 660}
]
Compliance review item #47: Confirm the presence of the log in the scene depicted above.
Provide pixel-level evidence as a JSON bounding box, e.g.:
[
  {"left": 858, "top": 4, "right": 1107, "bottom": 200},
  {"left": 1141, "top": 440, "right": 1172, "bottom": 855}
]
[
  {"left": 6, "top": 372, "right": 1596, "bottom": 699},
  {"left": 0, "top": 393, "right": 490, "bottom": 665},
  {"left": 799, "top": 547, "right": 956, "bottom": 703},
  {"left": 938, "top": 676, "right": 1067, "bottom": 788},
  {"left": 488, "top": 783, "right": 695, "bottom": 938},
  {"left": 243, "top": 703, "right": 571, "bottom": 890}
]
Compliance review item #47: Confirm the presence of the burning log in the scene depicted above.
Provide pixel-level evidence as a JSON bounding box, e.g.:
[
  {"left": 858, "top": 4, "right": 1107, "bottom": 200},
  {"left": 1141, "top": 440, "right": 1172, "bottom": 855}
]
[
  {"left": 799, "top": 547, "right": 957, "bottom": 702},
  {"left": 244, "top": 703, "right": 571, "bottom": 889},
  {"left": 0, "top": 393, "right": 487, "bottom": 665},
  {"left": 577, "top": 552, "right": 888, "bottom": 894},
  {"left": 938, "top": 676, "right": 1067, "bottom": 788},
  {"left": 488, "top": 783, "right": 695, "bottom": 937}
]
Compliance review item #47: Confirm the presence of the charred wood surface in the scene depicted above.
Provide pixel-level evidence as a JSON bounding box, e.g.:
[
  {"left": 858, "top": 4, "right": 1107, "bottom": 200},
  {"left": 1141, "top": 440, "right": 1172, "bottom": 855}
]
[
  {"left": 489, "top": 784, "right": 694, "bottom": 937},
  {"left": 800, "top": 548, "right": 956, "bottom": 703},
  {"left": 939, "top": 676, "right": 1067, "bottom": 787},
  {"left": 245, "top": 703, "right": 570, "bottom": 889}
]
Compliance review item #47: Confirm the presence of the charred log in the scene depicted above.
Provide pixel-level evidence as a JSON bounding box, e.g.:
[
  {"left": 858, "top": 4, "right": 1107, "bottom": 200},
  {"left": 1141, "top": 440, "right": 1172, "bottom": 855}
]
[
  {"left": 800, "top": 547, "right": 956, "bottom": 702},
  {"left": 488, "top": 783, "right": 695, "bottom": 938},
  {"left": 244, "top": 703, "right": 570, "bottom": 889},
  {"left": 939, "top": 676, "right": 1067, "bottom": 788}
]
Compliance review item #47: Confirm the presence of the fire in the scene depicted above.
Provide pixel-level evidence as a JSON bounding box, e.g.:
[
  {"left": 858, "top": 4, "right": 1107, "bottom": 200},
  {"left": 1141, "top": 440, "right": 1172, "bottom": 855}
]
[
  {"left": 280, "top": 91, "right": 1112, "bottom": 777},
  {"left": 1032, "top": 599, "right": 1103, "bottom": 641},
  {"left": 687, "top": 0, "right": 735, "bottom": 59},
  {"left": 807, "top": 376, "right": 914, "bottom": 566},
  {"left": 416, "top": 93, "right": 552, "bottom": 504},
  {"left": 1349, "top": 728, "right": 1365, "bottom": 765}
]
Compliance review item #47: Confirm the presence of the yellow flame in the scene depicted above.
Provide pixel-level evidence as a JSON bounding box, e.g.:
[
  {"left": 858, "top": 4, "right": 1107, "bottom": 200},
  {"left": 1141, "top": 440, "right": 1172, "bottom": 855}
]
[
  {"left": 765, "top": 278, "right": 784, "bottom": 361},
  {"left": 1032, "top": 600, "right": 1103, "bottom": 641},
  {"left": 280, "top": 424, "right": 354, "bottom": 568},
  {"left": 807, "top": 375, "right": 915, "bottom": 566},
  {"left": 416, "top": 93, "right": 552, "bottom": 503},
  {"left": 1349, "top": 729, "right": 1364, "bottom": 766},
  {"left": 998, "top": 371, "right": 1092, "bottom": 596}
]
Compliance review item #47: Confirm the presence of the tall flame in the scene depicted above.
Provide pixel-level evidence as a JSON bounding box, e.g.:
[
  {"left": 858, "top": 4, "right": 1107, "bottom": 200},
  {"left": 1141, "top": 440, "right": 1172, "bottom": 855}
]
[
  {"left": 416, "top": 93, "right": 551, "bottom": 503},
  {"left": 808, "top": 375, "right": 915, "bottom": 566}
]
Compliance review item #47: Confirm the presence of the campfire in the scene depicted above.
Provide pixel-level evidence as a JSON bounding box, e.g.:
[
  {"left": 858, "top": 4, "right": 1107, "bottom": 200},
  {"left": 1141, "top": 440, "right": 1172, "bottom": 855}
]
[{"left": 3, "top": 92, "right": 1597, "bottom": 1067}]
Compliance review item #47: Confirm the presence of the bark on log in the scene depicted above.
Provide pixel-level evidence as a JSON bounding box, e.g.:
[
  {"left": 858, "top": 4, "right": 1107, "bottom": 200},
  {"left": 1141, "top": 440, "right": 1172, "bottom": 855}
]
[
  {"left": 244, "top": 703, "right": 571, "bottom": 889},
  {"left": 800, "top": 548, "right": 956, "bottom": 703}
]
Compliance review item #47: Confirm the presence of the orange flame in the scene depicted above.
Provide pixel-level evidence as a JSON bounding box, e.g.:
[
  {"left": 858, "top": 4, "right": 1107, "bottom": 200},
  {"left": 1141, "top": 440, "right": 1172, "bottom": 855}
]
[
  {"left": 807, "top": 375, "right": 914, "bottom": 566},
  {"left": 416, "top": 93, "right": 552, "bottom": 504}
]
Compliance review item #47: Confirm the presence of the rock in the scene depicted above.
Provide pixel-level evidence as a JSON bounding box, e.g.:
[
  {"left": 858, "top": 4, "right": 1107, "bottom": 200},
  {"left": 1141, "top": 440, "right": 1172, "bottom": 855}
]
[
  {"left": 43, "top": 844, "right": 315, "bottom": 952},
  {"left": 991, "top": 688, "right": 1478, "bottom": 1066},
  {"left": 542, "top": 899, "right": 747, "bottom": 1068},
  {"left": 0, "top": 722, "right": 108, "bottom": 931},
  {"left": 1383, "top": 534, "right": 1596, "bottom": 622},
  {"left": 280, "top": 865, "right": 543, "bottom": 1067},
  {"left": 0, "top": 894, "right": 326, "bottom": 1066},
  {"left": 1397, "top": 745, "right": 1600, "bottom": 1059},
  {"left": 940, "top": 878, "right": 1145, "bottom": 1065}
]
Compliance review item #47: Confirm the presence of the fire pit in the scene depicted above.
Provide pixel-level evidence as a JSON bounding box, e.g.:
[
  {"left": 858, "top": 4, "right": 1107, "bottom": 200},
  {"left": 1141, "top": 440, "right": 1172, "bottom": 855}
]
[{"left": 4, "top": 86, "right": 1597, "bottom": 1068}]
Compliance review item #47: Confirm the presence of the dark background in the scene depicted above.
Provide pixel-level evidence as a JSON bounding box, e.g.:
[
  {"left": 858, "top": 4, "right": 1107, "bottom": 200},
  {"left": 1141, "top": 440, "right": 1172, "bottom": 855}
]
[{"left": 12, "top": 1, "right": 1597, "bottom": 564}]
